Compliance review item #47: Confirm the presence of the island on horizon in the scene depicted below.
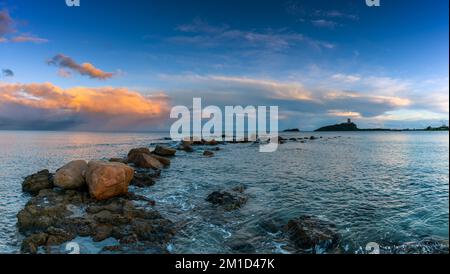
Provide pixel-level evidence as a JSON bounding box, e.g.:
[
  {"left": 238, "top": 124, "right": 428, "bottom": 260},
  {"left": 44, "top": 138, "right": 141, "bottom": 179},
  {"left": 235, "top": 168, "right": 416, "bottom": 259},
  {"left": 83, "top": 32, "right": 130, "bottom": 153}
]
[{"left": 313, "top": 119, "right": 449, "bottom": 132}]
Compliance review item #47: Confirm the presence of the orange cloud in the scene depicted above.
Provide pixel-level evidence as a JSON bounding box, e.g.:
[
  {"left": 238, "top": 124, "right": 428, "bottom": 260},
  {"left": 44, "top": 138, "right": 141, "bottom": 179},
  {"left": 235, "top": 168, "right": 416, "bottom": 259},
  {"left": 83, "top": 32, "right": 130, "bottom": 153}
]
[
  {"left": 48, "top": 54, "right": 115, "bottom": 80},
  {"left": 0, "top": 82, "right": 170, "bottom": 130}
]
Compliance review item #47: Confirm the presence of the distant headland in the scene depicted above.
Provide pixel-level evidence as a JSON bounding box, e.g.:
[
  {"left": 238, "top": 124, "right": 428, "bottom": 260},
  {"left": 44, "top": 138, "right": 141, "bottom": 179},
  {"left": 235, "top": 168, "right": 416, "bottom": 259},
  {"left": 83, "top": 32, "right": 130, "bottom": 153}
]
[{"left": 314, "top": 119, "right": 449, "bottom": 132}]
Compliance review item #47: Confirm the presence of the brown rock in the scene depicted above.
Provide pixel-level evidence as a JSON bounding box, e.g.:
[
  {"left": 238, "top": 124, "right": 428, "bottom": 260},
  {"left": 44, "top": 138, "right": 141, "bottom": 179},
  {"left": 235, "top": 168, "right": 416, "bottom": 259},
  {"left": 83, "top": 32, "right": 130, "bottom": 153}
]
[
  {"left": 22, "top": 170, "right": 53, "bottom": 195},
  {"left": 54, "top": 160, "right": 87, "bottom": 189},
  {"left": 178, "top": 141, "right": 194, "bottom": 152},
  {"left": 149, "top": 153, "right": 171, "bottom": 166},
  {"left": 85, "top": 161, "right": 134, "bottom": 200},
  {"left": 205, "top": 139, "right": 218, "bottom": 146},
  {"left": 153, "top": 145, "right": 176, "bottom": 157},
  {"left": 129, "top": 153, "right": 163, "bottom": 169}
]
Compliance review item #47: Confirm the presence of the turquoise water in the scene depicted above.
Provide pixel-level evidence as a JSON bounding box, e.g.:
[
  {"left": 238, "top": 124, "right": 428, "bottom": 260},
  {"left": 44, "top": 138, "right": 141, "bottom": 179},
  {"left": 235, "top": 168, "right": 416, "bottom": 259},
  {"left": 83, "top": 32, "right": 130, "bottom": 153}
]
[{"left": 0, "top": 130, "right": 448, "bottom": 253}]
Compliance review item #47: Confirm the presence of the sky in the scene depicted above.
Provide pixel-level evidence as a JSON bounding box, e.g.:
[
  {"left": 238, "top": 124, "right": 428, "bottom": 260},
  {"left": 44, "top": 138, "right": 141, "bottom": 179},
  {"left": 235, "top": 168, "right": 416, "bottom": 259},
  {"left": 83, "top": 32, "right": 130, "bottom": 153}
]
[{"left": 0, "top": 0, "right": 448, "bottom": 131}]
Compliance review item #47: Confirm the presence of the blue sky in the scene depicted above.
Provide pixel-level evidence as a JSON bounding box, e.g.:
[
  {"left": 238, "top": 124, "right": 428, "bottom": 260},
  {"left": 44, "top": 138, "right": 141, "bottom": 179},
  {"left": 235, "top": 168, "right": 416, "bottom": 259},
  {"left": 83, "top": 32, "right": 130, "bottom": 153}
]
[{"left": 0, "top": 0, "right": 448, "bottom": 131}]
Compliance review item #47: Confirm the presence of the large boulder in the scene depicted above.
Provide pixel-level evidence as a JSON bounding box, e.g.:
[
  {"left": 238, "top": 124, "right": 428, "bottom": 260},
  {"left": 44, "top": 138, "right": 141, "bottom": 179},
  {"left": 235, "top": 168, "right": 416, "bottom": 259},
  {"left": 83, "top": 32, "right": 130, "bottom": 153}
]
[
  {"left": 22, "top": 169, "right": 53, "bottom": 195},
  {"left": 284, "top": 215, "right": 341, "bottom": 253},
  {"left": 152, "top": 145, "right": 176, "bottom": 157},
  {"left": 53, "top": 160, "right": 87, "bottom": 189},
  {"left": 85, "top": 161, "right": 134, "bottom": 200}
]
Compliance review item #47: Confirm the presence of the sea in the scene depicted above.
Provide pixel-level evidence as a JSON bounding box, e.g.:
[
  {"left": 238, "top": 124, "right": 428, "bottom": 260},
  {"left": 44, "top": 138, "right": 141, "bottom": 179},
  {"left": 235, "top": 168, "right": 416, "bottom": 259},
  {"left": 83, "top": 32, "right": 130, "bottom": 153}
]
[{"left": 0, "top": 130, "right": 448, "bottom": 253}]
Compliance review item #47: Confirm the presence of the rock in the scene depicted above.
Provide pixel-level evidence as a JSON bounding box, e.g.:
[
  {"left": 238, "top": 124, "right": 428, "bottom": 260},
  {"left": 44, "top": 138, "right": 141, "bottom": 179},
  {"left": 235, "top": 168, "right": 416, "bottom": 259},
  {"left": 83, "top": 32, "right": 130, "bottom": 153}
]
[
  {"left": 54, "top": 160, "right": 87, "bottom": 189},
  {"left": 127, "top": 147, "right": 152, "bottom": 158},
  {"left": 228, "top": 240, "right": 256, "bottom": 253},
  {"left": 17, "top": 188, "right": 175, "bottom": 254},
  {"left": 205, "top": 139, "right": 218, "bottom": 146},
  {"left": 109, "top": 158, "right": 128, "bottom": 164},
  {"left": 149, "top": 153, "right": 171, "bottom": 166},
  {"left": 21, "top": 233, "right": 48, "bottom": 254},
  {"left": 22, "top": 170, "right": 53, "bottom": 195},
  {"left": 153, "top": 145, "right": 176, "bottom": 157},
  {"left": 284, "top": 215, "right": 340, "bottom": 253},
  {"left": 128, "top": 153, "right": 163, "bottom": 169},
  {"left": 271, "top": 136, "right": 285, "bottom": 144},
  {"left": 309, "top": 136, "right": 318, "bottom": 140},
  {"left": 178, "top": 141, "right": 194, "bottom": 152},
  {"left": 85, "top": 161, "right": 134, "bottom": 200},
  {"left": 130, "top": 172, "right": 156, "bottom": 187},
  {"left": 203, "top": 150, "right": 214, "bottom": 157},
  {"left": 206, "top": 185, "right": 248, "bottom": 211}
]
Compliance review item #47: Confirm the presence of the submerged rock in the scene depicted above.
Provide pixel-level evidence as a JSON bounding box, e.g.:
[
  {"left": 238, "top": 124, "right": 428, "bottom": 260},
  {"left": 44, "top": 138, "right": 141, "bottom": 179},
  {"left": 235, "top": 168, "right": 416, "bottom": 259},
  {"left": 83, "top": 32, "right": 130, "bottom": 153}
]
[
  {"left": 54, "top": 160, "right": 87, "bottom": 190},
  {"left": 130, "top": 172, "right": 156, "bottom": 188},
  {"left": 85, "top": 161, "right": 134, "bottom": 201},
  {"left": 22, "top": 169, "right": 53, "bottom": 195},
  {"left": 203, "top": 150, "right": 214, "bottom": 157},
  {"left": 206, "top": 184, "right": 248, "bottom": 211},
  {"left": 153, "top": 145, "right": 176, "bottom": 157},
  {"left": 284, "top": 215, "right": 340, "bottom": 253}
]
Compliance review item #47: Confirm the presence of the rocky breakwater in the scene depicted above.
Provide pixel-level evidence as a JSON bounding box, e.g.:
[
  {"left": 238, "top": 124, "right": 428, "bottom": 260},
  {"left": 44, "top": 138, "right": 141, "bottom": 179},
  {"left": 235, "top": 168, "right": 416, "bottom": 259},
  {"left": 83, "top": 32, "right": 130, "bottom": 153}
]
[{"left": 17, "top": 145, "right": 178, "bottom": 254}]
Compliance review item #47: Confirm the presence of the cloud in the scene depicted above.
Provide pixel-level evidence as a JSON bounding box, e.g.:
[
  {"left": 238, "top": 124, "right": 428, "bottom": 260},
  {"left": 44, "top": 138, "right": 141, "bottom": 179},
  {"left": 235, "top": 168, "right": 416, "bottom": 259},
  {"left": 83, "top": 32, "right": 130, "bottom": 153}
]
[
  {"left": 170, "top": 19, "right": 335, "bottom": 50},
  {"left": 0, "top": 81, "right": 170, "bottom": 130},
  {"left": 10, "top": 35, "right": 49, "bottom": 43},
  {"left": 48, "top": 54, "right": 115, "bottom": 80},
  {"left": 157, "top": 72, "right": 448, "bottom": 130},
  {"left": 311, "top": 19, "right": 339, "bottom": 29},
  {"left": 0, "top": 9, "right": 14, "bottom": 38},
  {"left": 331, "top": 73, "right": 361, "bottom": 83},
  {"left": 0, "top": 9, "right": 48, "bottom": 44},
  {"left": 1, "top": 69, "right": 14, "bottom": 77}
]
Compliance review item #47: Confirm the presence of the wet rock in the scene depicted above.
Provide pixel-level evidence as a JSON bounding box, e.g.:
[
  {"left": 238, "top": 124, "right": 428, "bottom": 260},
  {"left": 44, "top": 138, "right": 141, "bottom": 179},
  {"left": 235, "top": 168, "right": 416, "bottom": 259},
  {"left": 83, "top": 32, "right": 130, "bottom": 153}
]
[
  {"left": 130, "top": 172, "right": 156, "bottom": 188},
  {"left": 206, "top": 185, "right": 248, "bottom": 211},
  {"left": 228, "top": 240, "right": 256, "bottom": 253},
  {"left": 127, "top": 147, "right": 152, "bottom": 158},
  {"left": 129, "top": 153, "right": 163, "bottom": 169},
  {"left": 46, "top": 226, "right": 75, "bottom": 246},
  {"left": 284, "top": 215, "right": 340, "bottom": 253},
  {"left": 203, "top": 150, "right": 214, "bottom": 157},
  {"left": 17, "top": 188, "right": 175, "bottom": 254},
  {"left": 109, "top": 158, "right": 128, "bottom": 164},
  {"left": 54, "top": 160, "right": 87, "bottom": 189},
  {"left": 149, "top": 153, "right": 171, "bottom": 166},
  {"left": 178, "top": 141, "right": 194, "bottom": 152},
  {"left": 309, "top": 136, "right": 318, "bottom": 140},
  {"left": 85, "top": 160, "right": 134, "bottom": 200},
  {"left": 21, "top": 233, "right": 48, "bottom": 254},
  {"left": 153, "top": 145, "right": 176, "bottom": 157},
  {"left": 204, "top": 139, "right": 218, "bottom": 146},
  {"left": 22, "top": 169, "right": 53, "bottom": 195}
]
